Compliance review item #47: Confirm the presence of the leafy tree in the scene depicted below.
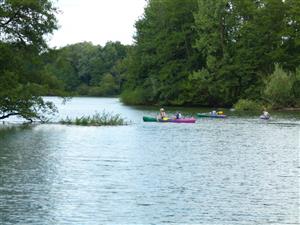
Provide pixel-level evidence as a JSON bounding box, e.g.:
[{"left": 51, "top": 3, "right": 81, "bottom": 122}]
[
  {"left": 121, "top": 0, "right": 202, "bottom": 105},
  {"left": 0, "top": 0, "right": 58, "bottom": 121},
  {"left": 279, "top": 0, "right": 300, "bottom": 71},
  {"left": 264, "top": 65, "right": 294, "bottom": 108},
  {"left": 0, "top": 0, "right": 57, "bottom": 48},
  {"left": 95, "top": 73, "right": 119, "bottom": 96},
  {"left": 190, "top": 0, "right": 300, "bottom": 106},
  {"left": 234, "top": 99, "right": 263, "bottom": 112},
  {"left": 40, "top": 41, "right": 129, "bottom": 96},
  {"left": 292, "top": 68, "right": 300, "bottom": 100}
]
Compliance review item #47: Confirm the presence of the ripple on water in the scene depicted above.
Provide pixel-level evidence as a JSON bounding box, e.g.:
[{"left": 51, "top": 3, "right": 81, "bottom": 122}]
[{"left": 0, "top": 97, "right": 299, "bottom": 225}]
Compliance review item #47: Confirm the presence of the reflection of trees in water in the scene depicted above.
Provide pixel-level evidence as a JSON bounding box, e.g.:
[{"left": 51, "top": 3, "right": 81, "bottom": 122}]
[
  {"left": 0, "top": 124, "right": 34, "bottom": 132},
  {"left": 0, "top": 124, "right": 35, "bottom": 143}
]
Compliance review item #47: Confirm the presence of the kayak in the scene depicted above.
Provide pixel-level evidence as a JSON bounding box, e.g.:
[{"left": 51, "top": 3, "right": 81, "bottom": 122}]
[
  {"left": 158, "top": 118, "right": 196, "bottom": 123},
  {"left": 143, "top": 116, "right": 196, "bottom": 123},
  {"left": 260, "top": 115, "right": 270, "bottom": 120},
  {"left": 143, "top": 116, "right": 157, "bottom": 122},
  {"left": 197, "top": 113, "right": 227, "bottom": 118}
]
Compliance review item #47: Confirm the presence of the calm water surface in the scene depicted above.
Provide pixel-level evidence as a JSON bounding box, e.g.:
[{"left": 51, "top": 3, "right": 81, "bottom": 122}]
[{"left": 0, "top": 97, "right": 299, "bottom": 225}]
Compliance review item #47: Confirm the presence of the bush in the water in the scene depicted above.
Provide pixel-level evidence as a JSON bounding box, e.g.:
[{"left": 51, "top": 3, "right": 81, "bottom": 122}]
[
  {"left": 234, "top": 99, "right": 263, "bottom": 111},
  {"left": 60, "top": 111, "right": 127, "bottom": 126}
]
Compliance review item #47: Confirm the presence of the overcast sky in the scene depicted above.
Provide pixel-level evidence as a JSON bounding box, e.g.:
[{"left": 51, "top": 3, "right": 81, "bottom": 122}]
[{"left": 48, "top": 0, "right": 147, "bottom": 48}]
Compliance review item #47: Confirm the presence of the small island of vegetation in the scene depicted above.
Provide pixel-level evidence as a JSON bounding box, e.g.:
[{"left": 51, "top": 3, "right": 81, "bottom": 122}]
[{"left": 60, "top": 112, "right": 128, "bottom": 126}]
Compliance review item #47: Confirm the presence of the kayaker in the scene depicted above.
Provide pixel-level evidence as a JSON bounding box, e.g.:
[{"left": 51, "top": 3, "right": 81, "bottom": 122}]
[
  {"left": 175, "top": 111, "right": 182, "bottom": 119},
  {"left": 262, "top": 109, "right": 270, "bottom": 118},
  {"left": 158, "top": 108, "right": 167, "bottom": 119},
  {"left": 211, "top": 110, "right": 217, "bottom": 116}
]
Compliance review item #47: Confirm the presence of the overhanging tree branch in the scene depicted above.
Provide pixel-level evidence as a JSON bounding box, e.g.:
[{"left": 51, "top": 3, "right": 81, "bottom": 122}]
[
  {"left": 0, "top": 112, "right": 20, "bottom": 120},
  {"left": 0, "top": 8, "right": 21, "bottom": 27}
]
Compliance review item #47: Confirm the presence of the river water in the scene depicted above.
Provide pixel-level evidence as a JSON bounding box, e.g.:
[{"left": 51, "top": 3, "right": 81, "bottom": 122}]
[{"left": 0, "top": 97, "right": 299, "bottom": 225}]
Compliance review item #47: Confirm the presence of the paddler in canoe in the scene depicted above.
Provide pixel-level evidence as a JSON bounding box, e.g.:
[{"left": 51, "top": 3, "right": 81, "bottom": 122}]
[
  {"left": 158, "top": 108, "right": 182, "bottom": 120},
  {"left": 210, "top": 110, "right": 224, "bottom": 116},
  {"left": 260, "top": 108, "right": 270, "bottom": 119},
  {"left": 175, "top": 111, "right": 182, "bottom": 119},
  {"left": 157, "top": 108, "right": 168, "bottom": 120},
  {"left": 197, "top": 110, "right": 226, "bottom": 118},
  {"left": 210, "top": 110, "right": 217, "bottom": 116},
  {"left": 143, "top": 108, "right": 195, "bottom": 123}
]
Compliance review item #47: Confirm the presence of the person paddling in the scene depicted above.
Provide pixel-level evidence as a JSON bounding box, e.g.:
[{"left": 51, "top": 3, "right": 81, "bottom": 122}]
[
  {"left": 158, "top": 108, "right": 167, "bottom": 119},
  {"left": 175, "top": 111, "right": 182, "bottom": 119},
  {"left": 262, "top": 109, "right": 270, "bottom": 119},
  {"left": 211, "top": 110, "right": 217, "bottom": 116}
]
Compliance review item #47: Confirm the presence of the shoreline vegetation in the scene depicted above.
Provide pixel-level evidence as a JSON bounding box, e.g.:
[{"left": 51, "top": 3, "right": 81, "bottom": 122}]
[{"left": 0, "top": 0, "right": 299, "bottom": 122}]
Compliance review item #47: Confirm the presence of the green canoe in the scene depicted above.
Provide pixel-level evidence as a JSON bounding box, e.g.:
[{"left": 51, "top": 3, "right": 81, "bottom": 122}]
[
  {"left": 143, "top": 116, "right": 158, "bottom": 122},
  {"left": 197, "top": 113, "right": 227, "bottom": 118}
]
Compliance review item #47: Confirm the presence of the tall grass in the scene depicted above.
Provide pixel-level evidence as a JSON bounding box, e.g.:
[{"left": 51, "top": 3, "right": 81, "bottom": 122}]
[{"left": 60, "top": 111, "right": 128, "bottom": 126}]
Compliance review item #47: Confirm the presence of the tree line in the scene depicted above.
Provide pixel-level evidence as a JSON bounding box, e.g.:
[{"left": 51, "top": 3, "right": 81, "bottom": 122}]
[
  {"left": 1, "top": 0, "right": 300, "bottom": 121},
  {"left": 40, "top": 41, "right": 130, "bottom": 97},
  {"left": 121, "top": 0, "right": 300, "bottom": 109}
]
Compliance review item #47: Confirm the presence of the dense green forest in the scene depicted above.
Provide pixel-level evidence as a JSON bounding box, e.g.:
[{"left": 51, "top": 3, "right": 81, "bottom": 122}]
[
  {"left": 121, "top": 0, "right": 300, "bottom": 108},
  {"left": 40, "top": 41, "right": 130, "bottom": 97},
  {"left": 1, "top": 0, "right": 300, "bottom": 121}
]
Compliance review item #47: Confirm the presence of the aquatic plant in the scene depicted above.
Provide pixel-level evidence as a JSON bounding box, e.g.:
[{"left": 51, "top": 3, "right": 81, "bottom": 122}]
[{"left": 60, "top": 111, "right": 128, "bottom": 126}]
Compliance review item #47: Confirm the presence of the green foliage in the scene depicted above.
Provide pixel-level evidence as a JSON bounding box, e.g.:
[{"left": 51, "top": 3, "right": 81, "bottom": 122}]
[
  {"left": 2, "top": 0, "right": 300, "bottom": 116},
  {"left": 234, "top": 99, "right": 263, "bottom": 112},
  {"left": 40, "top": 41, "right": 129, "bottom": 96},
  {"left": 120, "top": 0, "right": 300, "bottom": 107},
  {"left": 121, "top": 0, "right": 202, "bottom": 105},
  {"left": 87, "top": 72, "right": 119, "bottom": 97},
  {"left": 0, "top": 0, "right": 57, "bottom": 48},
  {"left": 121, "top": 88, "right": 150, "bottom": 105},
  {"left": 0, "top": 1, "right": 58, "bottom": 121},
  {"left": 60, "top": 111, "right": 128, "bottom": 126},
  {"left": 0, "top": 67, "right": 58, "bottom": 121},
  {"left": 95, "top": 73, "right": 119, "bottom": 96},
  {"left": 264, "top": 65, "right": 294, "bottom": 108},
  {"left": 292, "top": 68, "right": 300, "bottom": 101}
]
